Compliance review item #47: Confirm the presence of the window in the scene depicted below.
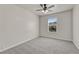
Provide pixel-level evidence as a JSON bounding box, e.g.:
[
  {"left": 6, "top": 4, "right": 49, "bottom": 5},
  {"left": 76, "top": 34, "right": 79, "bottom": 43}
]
[{"left": 48, "top": 16, "right": 57, "bottom": 32}]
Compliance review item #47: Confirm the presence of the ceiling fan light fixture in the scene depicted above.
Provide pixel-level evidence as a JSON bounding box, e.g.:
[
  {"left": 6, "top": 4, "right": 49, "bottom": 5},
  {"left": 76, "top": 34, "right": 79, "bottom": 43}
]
[
  {"left": 45, "top": 10, "right": 48, "bottom": 13},
  {"left": 36, "top": 4, "right": 54, "bottom": 14},
  {"left": 42, "top": 10, "right": 48, "bottom": 13},
  {"left": 42, "top": 10, "right": 44, "bottom": 12}
]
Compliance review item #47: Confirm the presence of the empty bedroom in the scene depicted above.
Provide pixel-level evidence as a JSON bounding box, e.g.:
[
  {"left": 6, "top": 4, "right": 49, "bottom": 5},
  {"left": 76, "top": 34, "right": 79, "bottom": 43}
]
[{"left": 0, "top": 4, "right": 79, "bottom": 54}]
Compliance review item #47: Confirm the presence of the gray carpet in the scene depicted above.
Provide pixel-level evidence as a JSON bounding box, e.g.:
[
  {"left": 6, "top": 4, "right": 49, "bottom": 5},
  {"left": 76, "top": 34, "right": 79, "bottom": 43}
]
[{"left": 0, "top": 37, "right": 79, "bottom": 54}]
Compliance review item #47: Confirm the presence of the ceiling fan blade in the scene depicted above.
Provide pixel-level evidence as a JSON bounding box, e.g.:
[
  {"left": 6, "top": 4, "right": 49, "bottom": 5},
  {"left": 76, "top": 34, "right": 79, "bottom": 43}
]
[
  {"left": 48, "top": 5, "right": 54, "bottom": 9},
  {"left": 36, "top": 9, "right": 42, "bottom": 11},
  {"left": 40, "top": 4, "right": 43, "bottom": 8}
]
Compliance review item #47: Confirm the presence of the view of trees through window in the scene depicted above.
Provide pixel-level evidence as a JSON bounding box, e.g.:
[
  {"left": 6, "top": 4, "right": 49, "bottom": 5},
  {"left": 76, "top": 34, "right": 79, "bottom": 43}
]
[{"left": 48, "top": 16, "right": 57, "bottom": 32}]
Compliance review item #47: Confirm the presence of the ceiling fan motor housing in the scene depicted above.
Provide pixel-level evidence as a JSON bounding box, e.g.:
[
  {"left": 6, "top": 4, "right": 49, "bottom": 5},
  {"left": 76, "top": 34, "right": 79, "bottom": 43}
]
[{"left": 44, "top": 7, "right": 47, "bottom": 10}]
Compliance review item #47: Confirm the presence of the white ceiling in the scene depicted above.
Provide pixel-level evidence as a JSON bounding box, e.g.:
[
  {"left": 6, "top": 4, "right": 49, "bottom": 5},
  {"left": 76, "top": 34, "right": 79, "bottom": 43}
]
[{"left": 16, "top": 4, "right": 74, "bottom": 16}]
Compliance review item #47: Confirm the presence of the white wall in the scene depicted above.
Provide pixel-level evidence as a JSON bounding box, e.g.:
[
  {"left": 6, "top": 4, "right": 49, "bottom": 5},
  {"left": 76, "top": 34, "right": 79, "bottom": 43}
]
[
  {"left": 0, "top": 5, "right": 39, "bottom": 51},
  {"left": 73, "top": 5, "right": 79, "bottom": 49},
  {"left": 39, "top": 10, "right": 73, "bottom": 41}
]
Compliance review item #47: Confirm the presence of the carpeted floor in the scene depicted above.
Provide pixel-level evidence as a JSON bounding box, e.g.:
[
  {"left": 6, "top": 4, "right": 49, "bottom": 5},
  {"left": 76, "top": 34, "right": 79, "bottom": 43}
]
[{"left": 0, "top": 37, "right": 79, "bottom": 54}]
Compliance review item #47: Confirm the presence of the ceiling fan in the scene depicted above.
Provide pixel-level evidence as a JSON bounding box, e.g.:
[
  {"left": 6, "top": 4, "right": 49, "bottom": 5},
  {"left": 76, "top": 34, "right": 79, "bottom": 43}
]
[{"left": 36, "top": 4, "right": 55, "bottom": 13}]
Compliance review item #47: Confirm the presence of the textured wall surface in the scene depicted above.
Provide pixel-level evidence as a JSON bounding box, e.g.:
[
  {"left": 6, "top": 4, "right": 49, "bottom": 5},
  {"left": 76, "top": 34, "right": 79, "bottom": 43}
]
[
  {"left": 0, "top": 5, "right": 39, "bottom": 51},
  {"left": 73, "top": 5, "right": 79, "bottom": 49},
  {"left": 39, "top": 10, "right": 73, "bottom": 41}
]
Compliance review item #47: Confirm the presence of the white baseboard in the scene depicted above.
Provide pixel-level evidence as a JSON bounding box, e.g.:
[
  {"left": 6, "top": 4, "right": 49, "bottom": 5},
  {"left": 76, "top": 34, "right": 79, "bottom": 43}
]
[
  {"left": 40, "top": 36, "right": 72, "bottom": 42},
  {"left": 0, "top": 36, "right": 39, "bottom": 52}
]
